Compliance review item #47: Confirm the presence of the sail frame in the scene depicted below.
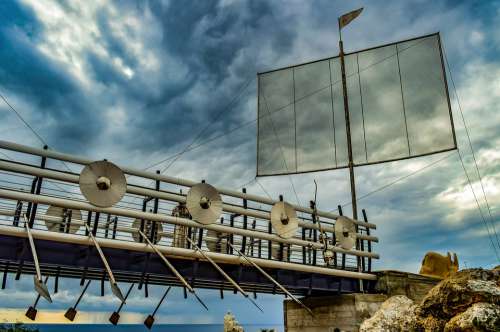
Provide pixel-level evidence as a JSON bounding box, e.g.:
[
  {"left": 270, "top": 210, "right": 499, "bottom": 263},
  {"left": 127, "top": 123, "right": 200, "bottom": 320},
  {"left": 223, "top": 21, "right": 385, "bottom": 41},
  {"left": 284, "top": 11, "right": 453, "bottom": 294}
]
[{"left": 256, "top": 32, "right": 457, "bottom": 177}]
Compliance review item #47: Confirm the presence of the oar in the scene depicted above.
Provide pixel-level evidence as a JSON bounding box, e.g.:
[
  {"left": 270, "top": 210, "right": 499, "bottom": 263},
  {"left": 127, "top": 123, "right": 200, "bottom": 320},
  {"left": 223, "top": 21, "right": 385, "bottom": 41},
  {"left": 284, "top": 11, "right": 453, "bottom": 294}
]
[
  {"left": 144, "top": 286, "right": 171, "bottom": 329},
  {"left": 228, "top": 242, "right": 314, "bottom": 317},
  {"left": 138, "top": 230, "right": 208, "bottom": 311},
  {"left": 185, "top": 236, "right": 263, "bottom": 313}
]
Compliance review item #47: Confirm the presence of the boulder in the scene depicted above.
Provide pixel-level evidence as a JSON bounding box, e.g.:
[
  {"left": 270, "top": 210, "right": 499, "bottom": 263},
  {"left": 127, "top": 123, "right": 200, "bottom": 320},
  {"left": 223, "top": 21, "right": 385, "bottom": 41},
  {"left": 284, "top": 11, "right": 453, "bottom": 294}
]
[
  {"left": 444, "top": 302, "right": 500, "bottom": 332},
  {"left": 361, "top": 268, "right": 500, "bottom": 332},
  {"left": 359, "top": 295, "right": 419, "bottom": 332},
  {"left": 419, "top": 268, "right": 500, "bottom": 319}
]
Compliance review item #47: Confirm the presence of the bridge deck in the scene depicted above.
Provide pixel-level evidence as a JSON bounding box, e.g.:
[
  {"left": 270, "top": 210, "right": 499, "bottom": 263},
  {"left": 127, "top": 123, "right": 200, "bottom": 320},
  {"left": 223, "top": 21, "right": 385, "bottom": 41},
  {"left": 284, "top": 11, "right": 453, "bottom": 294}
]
[{"left": 0, "top": 234, "right": 373, "bottom": 296}]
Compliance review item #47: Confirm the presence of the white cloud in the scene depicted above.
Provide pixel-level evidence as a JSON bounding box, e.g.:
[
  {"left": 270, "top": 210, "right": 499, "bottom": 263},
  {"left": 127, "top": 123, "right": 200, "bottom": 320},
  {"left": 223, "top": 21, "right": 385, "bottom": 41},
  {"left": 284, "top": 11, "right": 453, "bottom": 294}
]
[{"left": 1, "top": 0, "right": 500, "bottom": 325}]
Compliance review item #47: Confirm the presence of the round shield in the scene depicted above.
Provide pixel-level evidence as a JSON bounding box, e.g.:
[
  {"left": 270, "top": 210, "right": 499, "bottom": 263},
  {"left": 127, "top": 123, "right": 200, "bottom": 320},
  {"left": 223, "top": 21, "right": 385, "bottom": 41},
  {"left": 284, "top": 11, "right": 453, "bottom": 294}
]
[
  {"left": 186, "top": 183, "right": 223, "bottom": 225},
  {"left": 270, "top": 201, "right": 298, "bottom": 239},
  {"left": 45, "top": 205, "right": 81, "bottom": 234},
  {"left": 79, "top": 160, "right": 127, "bottom": 208},
  {"left": 334, "top": 216, "right": 357, "bottom": 250}
]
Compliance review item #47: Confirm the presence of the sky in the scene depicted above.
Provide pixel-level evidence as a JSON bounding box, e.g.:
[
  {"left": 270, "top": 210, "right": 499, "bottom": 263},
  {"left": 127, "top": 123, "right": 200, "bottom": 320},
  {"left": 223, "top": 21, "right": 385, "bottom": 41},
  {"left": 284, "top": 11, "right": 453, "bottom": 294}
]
[{"left": 0, "top": 0, "right": 499, "bottom": 327}]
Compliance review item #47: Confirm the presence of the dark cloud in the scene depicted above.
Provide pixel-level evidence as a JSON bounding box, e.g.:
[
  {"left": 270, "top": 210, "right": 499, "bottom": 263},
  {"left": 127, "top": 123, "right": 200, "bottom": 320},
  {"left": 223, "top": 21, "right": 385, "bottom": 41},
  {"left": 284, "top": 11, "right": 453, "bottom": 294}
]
[
  {"left": 0, "top": 0, "right": 497, "bottom": 270},
  {"left": 0, "top": 2, "right": 103, "bottom": 152}
]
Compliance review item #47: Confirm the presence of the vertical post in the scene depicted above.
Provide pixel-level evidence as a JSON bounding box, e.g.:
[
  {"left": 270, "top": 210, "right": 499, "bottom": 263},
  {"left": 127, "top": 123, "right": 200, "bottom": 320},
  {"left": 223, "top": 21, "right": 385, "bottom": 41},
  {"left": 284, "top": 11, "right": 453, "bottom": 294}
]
[
  {"left": 29, "top": 145, "right": 48, "bottom": 228},
  {"left": 310, "top": 200, "right": 317, "bottom": 266},
  {"left": 25, "top": 178, "right": 37, "bottom": 219},
  {"left": 104, "top": 214, "right": 111, "bottom": 238},
  {"left": 267, "top": 220, "right": 272, "bottom": 260},
  {"left": 92, "top": 212, "right": 100, "bottom": 236},
  {"left": 197, "top": 228, "right": 203, "bottom": 249},
  {"left": 250, "top": 219, "right": 256, "bottom": 256},
  {"left": 58, "top": 209, "right": 66, "bottom": 233},
  {"left": 2, "top": 262, "right": 9, "bottom": 289},
  {"left": 362, "top": 209, "right": 372, "bottom": 272},
  {"left": 151, "top": 171, "right": 161, "bottom": 243},
  {"left": 241, "top": 188, "right": 248, "bottom": 253},
  {"left": 112, "top": 217, "right": 118, "bottom": 239},
  {"left": 258, "top": 238, "right": 262, "bottom": 259},
  {"left": 65, "top": 210, "right": 73, "bottom": 234},
  {"left": 54, "top": 266, "right": 60, "bottom": 293},
  {"left": 140, "top": 199, "right": 147, "bottom": 243},
  {"left": 100, "top": 272, "right": 105, "bottom": 296},
  {"left": 229, "top": 215, "right": 235, "bottom": 255},
  {"left": 338, "top": 205, "right": 346, "bottom": 269},
  {"left": 301, "top": 228, "right": 306, "bottom": 264},
  {"left": 187, "top": 226, "right": 192, "bottom": 250},
  {"left": 13, "top": 201, "right": 23, "bottom": 226},
  {"left": 85, "top": 212, "right": 92, "bottom": 236}
]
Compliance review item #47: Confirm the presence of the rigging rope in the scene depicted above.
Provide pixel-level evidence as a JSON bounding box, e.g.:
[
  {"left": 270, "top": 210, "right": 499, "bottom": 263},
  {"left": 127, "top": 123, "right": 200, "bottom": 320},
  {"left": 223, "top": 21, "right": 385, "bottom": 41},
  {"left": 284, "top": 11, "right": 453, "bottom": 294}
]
[
  {"left": 330, "top": 151, "right": 455, "bottom": 212},
  {"left": 0, "top": 92, "right": 75, "bottom": 174},
  {"left": 456, "top": 149, "right": 500, "bottom": 261},
  {"left": 143, "top": 77, "right": 255, "bottom": 172},
  {"left": 442, "top": 45, "right": 500, "bottom": 252}
]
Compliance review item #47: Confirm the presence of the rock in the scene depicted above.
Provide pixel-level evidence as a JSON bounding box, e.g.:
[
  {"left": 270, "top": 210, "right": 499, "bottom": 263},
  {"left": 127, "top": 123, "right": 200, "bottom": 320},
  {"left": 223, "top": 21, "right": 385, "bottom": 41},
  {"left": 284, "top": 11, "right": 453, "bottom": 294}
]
[
  {"left": 419, "top": 268, "right": 500, "bottom": 319},
  {"left": 361, "top": 268, "right": 500, "bottom": 332},
  {"left": 359, "top": 295, "right": 419, "bottom": 332},
  {"left": 444, "top": 302, "right": 500, "bottom": 332},
  {"left": 224, "top": 311, "right": 244, "bottom": 332}
]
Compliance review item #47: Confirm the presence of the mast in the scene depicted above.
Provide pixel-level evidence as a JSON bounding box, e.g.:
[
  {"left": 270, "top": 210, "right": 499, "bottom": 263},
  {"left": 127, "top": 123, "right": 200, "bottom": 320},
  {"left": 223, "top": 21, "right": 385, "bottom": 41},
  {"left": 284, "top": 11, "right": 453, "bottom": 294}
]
[{"left": 338, "top": 20, "right": 358, "bottom": 220}]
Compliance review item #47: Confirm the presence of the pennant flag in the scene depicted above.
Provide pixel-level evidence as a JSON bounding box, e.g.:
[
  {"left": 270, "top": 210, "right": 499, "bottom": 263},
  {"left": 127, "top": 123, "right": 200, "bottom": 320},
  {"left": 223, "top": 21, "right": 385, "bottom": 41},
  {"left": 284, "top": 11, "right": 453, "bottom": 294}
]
[{"left": 339, "top": 8, "right": 363, "bottom": 29}]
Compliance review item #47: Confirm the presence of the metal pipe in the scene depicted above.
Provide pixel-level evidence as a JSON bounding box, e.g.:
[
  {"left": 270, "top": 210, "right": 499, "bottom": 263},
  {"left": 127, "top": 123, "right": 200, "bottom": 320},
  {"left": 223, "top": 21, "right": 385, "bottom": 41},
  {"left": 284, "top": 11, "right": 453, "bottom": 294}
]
[
  {"left": 0, "top": 225, "right": 377, "bottom": 280},
  {"left": 5, "top": 211, "right": 350, "bottom": 260},
  {"left": 0, "top": 159, "right": 378, "bottom": 234},
  {"left": 0, "top": 208, "right": 377, "bottom": 246},
  {"left": 0, "top": 140, "right": 375, "bottom": 228},
  {"left": 0, "top": 189, "right": 378, "bottom": 258},
  {"left": 14, "top": 212, "right": 339, "bottom": 257}
]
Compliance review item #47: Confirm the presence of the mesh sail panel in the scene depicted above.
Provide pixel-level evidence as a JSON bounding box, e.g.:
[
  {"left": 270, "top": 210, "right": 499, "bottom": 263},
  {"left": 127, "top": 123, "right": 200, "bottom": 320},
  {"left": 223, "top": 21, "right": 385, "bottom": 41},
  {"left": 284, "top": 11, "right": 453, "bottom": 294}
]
[{"left": 257, "top": 33, "right": 456, "bottom": 176}]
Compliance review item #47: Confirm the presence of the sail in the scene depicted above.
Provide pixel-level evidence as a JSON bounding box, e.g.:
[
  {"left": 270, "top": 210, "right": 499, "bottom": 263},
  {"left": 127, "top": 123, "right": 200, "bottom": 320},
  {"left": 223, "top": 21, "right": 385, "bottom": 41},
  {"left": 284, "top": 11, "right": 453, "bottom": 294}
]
[{"left": 257, "top": 33, "right": 456, "bottom": 176}]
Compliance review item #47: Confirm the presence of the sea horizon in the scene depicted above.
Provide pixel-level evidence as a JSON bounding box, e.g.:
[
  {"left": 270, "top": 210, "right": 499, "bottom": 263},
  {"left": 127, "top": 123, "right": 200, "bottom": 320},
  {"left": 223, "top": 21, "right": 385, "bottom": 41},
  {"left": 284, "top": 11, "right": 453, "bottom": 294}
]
[{"left": 10, "top": 324, "right": 285, "bottom": 332}]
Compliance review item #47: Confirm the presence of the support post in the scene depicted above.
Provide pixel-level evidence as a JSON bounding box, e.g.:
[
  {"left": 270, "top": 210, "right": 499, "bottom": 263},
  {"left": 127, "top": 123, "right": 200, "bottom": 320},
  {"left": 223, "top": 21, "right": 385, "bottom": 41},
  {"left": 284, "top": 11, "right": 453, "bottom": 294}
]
[
  {"left": 362, "top": 209, "right": 372, "bottom": 272},
  {"left": 241, "top": 188, "right": 248, "bottom": 253},
  {"left": 13, "top": 201, "right": 22, "bottom": 226},
  {"left": 28, "top": 145, "right": 47, "bottom": 228}
]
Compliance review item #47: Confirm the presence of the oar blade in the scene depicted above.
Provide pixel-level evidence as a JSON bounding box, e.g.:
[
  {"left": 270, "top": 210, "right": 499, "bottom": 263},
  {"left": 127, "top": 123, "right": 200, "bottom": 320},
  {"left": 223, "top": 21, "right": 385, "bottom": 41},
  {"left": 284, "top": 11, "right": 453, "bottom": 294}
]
[
  {"left": 34, "top": 276, "right": 52, "bottom": 303},
  {"left": 111, "top": 282, "right": 126, "bottom": 303}
]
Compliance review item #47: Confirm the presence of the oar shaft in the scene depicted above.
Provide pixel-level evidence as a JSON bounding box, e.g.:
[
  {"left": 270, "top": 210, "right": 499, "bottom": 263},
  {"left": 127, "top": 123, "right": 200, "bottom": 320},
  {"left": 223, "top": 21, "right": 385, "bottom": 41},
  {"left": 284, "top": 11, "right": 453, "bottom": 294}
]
[
  {"left": 185, "top": 236, "right": 248, "bottom": 297},
  {"left": 117, "top": 283, "right": 135, "bottom": 312},
  {"left": 85, "top": 224, "right": 116, "bottom": 284},
  {"left": 139, "top": 230, "right": 194, "bottom": 292},
  {"left": 74, "top": 280, "right": 92, "bottom": 308},
  {"left": 152, "top": 286, "right": 171, "bottom": 316},
  {"left": 24, "top": 215, "right": 42, "bottom": 281},
  {"left": 227, "top": 242, "right": 313, "bottom": 315}
]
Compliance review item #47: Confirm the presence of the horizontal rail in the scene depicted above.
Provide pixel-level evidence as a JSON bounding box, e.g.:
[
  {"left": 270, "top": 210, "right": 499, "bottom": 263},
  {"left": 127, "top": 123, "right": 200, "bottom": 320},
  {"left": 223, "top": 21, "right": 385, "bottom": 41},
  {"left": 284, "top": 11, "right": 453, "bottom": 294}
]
[
  {"left": 0, "top": 159, "right": 378, "bottom": 240},
  {"left": 0, "top": 189, "right": 379, "bottom": 259},
  {"left": 0, "top": 225, "right": 377, "bottom": 280},
  {"left": 0, "top": 210, "right": 355, "bottom": 254},
  {"left": 0, "top": 140, "right": 376, "bottom": 229}
]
